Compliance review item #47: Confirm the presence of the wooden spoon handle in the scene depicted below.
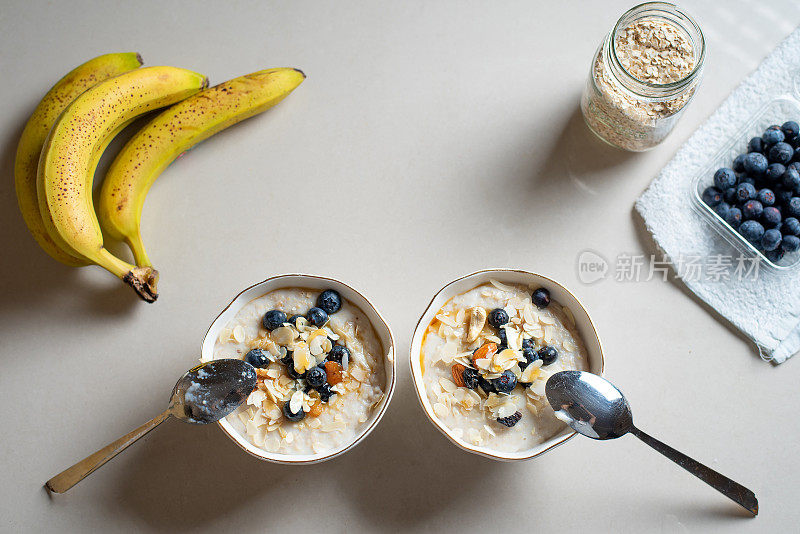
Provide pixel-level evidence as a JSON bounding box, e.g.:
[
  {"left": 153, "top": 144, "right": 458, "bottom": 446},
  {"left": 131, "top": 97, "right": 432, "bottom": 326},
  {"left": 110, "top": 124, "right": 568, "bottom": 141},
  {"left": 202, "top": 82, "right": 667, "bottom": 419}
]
[{"left": 45, "top": 409, "right": 172, "bottom": 494}]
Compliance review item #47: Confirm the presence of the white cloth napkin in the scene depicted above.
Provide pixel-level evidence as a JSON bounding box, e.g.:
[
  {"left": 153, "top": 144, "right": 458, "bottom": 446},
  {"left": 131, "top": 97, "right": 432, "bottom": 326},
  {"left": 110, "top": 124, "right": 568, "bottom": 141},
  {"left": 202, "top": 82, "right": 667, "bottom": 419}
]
[{"left": 636, "top": 27, "right": 800, "bottom": 364}]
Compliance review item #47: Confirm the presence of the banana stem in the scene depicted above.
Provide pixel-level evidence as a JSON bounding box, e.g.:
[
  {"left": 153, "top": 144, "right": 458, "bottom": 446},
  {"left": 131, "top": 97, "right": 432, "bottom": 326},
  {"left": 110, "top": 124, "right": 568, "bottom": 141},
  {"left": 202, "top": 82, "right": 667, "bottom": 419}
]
[
  {"left": 95, "top": 248, "right": 159, "bottom": 303},
  {"left": 125, "top": 232, "right": 152, "bottom": 268}
]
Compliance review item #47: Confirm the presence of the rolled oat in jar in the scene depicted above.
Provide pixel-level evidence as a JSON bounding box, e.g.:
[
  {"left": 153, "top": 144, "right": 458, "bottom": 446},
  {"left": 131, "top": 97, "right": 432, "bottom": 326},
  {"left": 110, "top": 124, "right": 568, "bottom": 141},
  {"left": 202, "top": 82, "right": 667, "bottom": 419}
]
[{"left": 580, "top": 2, "right": 705, "bottom": 151}]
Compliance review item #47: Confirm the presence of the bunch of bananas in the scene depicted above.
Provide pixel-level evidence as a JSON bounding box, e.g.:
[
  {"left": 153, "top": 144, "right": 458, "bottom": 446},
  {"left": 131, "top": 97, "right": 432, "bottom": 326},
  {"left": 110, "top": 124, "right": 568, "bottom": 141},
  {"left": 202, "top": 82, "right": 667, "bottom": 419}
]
[{"left": 15, "top": 53, "right": 305, "bottom": 302}]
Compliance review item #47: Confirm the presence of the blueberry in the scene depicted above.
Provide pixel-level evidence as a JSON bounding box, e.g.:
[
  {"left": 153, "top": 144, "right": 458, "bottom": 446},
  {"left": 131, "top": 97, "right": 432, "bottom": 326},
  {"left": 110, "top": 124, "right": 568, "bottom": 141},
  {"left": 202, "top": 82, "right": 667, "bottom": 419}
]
[
  {"left": 492, "top": 370, "right": 517, "bottom": 393},
  {"left": 788, "top": 198, "right": 800, "bottom": 218},
  {"left": 488, "top": 308, "right": 509, "bottom": 328},
  {"left": 791, "top": 136, "right": 800, "bottom": 149},
  {"left": 287, "top": 314, "right": 303, "bottom": 326},
  {"left": 757, "top": 188, "right": 776, "bottom": 206},
  {"left": 763, "top": 125, "right": 785, "bottom": 146},
  {"left": 496, "top": 411, "right": 522, "bottom": 428},
  {"left": 762, "top": 229, "right": 783, "bottom": 251},
  {"left": 744, "top": 152, "right": 769, "bottom": 176},
  {"left": 317, "top": 383, "right": 335, "bottom": 402},
  {"left": 496, "top": 327, "right": 508, "bottom": 349},
  {"left": 724, "top": 208, "right": 743, "bottom": 229},
  {"left": 782, "top": 121, "right": 799, "bottom": 139},
  {"left": 521, "top": 338, "right": 534, "bottom": 350},
  {"left": 306, "top": 307, "right": 328, "bottom": 327},
  {"left": 245, "top": 348, "right": 270, "bottom": 368},
  {"left": 713, "top": 202, "right": 730, "bottom": 218},
  {"left": 531, "top": 287, "right": 551, "bottom": 309},
  {"left": 765, "top": 163, "right": 786, "bottom": 183},
  {"left": 702, "top": 186, "right": 723, "bottom": 207},
  {"left": 739, "top": 220, "right": 766, "bottom": 245},
  {"left": 769, "top": 142, "right": 794, "bottom": 165},
  {"left": 478, "top": 376, "right": 496, "bottom": 395},
  {"left": 794, "top": 146, "right": 800, "bottom": 163},
  {"left": 747, "top": 136, "right": 765, "bottom": 153},
  {"left": 762, "top": 206, "right": 782, "bottom": 228},
  {"left": 462, "top": 367, "right": 480, "bottom": 389},
  {"left": 537, "top": 346, "right": 558, "bottom": 365},
  {"left": 286, "top": 365, "right": 306, "bottom": 380},
  {"left": 733, "top": 153, "right": 747, "bottom": 173},
  {"left": 742, "top": 200, "right": 763, "bottom": 220},
  {"left": 327, "top": 344, "right": 350, "bottom": 365},
  {"left": 282, "top": 401, "right": 305, "bottom": 422},
  {"left": 782, "top": 168, "right": 800, "bottom": 192},
  {"left": 522, "top": 347, "right": 538, "bottom": 364},
  {"left": 782, "top": 217, "right": 800, "bottom": 236},
  {"left": 306, "top": 366, "right": 327, "bottom": 388},
  {"left": 740, "top": 176, "right": 756, "bottom": 186},
  {"left": 736, "top": 182, "right": 757, "bottom": 202},
  {"left": 776, "top": 187, "right": 794, "bottom": 205},
  {"left": 316, "top": 290, "right": 342, "bottom": 314},
  {"left": 262, "top": 310, "right": 287, "bottom": 330},
  {"left": 723, "top": 187, "right": 738, "bottom": 204},
  {"left": 790, "top": 162, "right": 800, "bottom": 172},
  {"left": 782, "top": 235, "right": 800, "bottom": 252},
  {"left": 765, "top": 248, "right": 785, "bottom": 263}
]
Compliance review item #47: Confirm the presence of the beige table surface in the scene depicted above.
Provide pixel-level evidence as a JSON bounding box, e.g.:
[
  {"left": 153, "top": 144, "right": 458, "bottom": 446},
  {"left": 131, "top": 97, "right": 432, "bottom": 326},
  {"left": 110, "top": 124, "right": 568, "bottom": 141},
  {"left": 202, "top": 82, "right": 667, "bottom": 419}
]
[{"left": 2, "top": 1, "right": 799, "bottom": 532}]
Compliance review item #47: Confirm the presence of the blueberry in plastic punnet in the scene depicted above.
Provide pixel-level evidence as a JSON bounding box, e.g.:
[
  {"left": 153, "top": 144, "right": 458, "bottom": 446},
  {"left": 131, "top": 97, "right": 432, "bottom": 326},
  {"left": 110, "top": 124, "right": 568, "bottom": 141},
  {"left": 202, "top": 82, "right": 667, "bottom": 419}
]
[
  {"left": 782, "top": 168, "right": 800, "bottom": 192},
  {"left": 739, "top": 220, "right": 765, "bottom": 245},
  {"left": 723, "top": 187, "right": 738, "bottom": 204},
  {"left": 735, "top": 182, "right": 757, "bottom": 202},
  {"left": 788, "top": 198, "right": 800, "bottom": 218},
  {"left": 702, "top": 187, "right": 723, "bottom": 207},
  {"left": 744, "top": 152, "right": 768, "bottom": 176},
  {"left": 757, "top": 188, "right": 776, "bottom": 206},
  {"left": 782, "top": 235, "right": 800, "bottom": 252},
  {"left": 782, "top": 121, "right": 800, "bottom": 140},
  {"left": 765, "top": 248, "right": 785, "bottom": 263},
  {"left": 776, "top": 187, "right": 794, "bottom": 205},
  {"left": 763, "top": 125, "right": 785, "bottom": 146},
  {"left": 782, "top": 217, "right": 800, "bottom": 236},
  {"left": 762, "top": 206, "right": 782, "bottom": 228},
  {"left": 714, "top": 168, "right": 737, "bottom": 190},
  {"left": 733, "top": 153, "right": 747, "bottom": 173},
  {"left": 713, "top": 202, "right": 730, "bottom": 218},
  {"left": 769, "top": 142, "right": 794, "bottom": 165},
  {"left": 762, "top": 229, "right": 783, "bottom": 251},
  {"left": 742, "top": 200, "right": 763, "bottom": 220},
  {"left": 724, "top": 208, "right": 743, "bottom": 229},
  {"left": 765, "top": 163, "right": 785, "bottom": 183},
  {"left": 748, "top": 137, "right": 765, "bottom": 153}
]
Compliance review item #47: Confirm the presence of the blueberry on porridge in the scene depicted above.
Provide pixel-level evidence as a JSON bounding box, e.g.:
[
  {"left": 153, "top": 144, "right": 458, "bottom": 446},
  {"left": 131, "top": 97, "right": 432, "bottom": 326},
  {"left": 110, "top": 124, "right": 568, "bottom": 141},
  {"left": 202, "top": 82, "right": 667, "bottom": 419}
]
[
  {"left": 211, "top": 287, "right": 386, "bottom": 455},
  {"left": 420, "top": 280, "right": 588, "bottom": 452}
]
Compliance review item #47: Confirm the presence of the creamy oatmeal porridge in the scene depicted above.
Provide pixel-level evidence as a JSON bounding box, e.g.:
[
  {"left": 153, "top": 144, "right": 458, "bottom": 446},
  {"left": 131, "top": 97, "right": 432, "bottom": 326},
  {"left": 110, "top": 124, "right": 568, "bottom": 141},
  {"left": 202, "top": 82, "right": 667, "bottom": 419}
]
[
  {"left": 420, "top": 280, "right": 588, "bottom": 453},
  {"left": 209, "top": 287, "right": 386, "bottom": 455}
]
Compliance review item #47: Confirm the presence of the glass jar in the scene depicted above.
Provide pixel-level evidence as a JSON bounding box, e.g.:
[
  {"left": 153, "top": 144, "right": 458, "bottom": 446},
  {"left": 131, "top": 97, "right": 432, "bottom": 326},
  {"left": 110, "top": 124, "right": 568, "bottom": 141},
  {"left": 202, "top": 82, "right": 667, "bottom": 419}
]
[{"left": 580, "top": 2, "right": 705, "bottom": 151}]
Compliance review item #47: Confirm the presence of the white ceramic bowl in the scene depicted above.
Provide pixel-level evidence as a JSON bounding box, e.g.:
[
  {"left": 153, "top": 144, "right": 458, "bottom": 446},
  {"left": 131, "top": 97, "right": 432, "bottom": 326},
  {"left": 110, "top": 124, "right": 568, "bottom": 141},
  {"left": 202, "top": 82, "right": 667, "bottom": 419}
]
[
  {"left": 409, "top": 269, "right": 605, "bottom": 461},
  {"left": 202, "top": 274, "right": 396, "bottom": 464}
]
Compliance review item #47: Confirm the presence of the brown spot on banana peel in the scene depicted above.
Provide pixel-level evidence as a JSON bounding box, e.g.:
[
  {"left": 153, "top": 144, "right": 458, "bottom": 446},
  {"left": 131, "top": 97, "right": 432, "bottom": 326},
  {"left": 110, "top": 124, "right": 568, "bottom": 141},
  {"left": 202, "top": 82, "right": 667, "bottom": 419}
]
[{"left": 123, "top": 266, "right": 159, "bottom": 303}]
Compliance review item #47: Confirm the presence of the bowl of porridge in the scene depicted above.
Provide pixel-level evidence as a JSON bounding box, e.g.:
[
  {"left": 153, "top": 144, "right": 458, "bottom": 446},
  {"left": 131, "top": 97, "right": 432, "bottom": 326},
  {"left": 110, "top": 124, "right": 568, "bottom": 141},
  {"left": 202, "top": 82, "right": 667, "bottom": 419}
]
[
  {"left": 202, "top": 274, "right": 395, "bottom": 464},
  {"left": 410, "top": 269, "right": 604, "bottom": 461}
]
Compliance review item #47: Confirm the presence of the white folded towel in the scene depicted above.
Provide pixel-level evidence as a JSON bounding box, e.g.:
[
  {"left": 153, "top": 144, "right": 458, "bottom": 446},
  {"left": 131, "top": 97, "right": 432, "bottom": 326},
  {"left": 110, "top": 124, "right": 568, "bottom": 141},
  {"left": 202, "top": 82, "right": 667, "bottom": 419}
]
[{"left": 636, "top": 27, "right": 800, "bottom": 364}]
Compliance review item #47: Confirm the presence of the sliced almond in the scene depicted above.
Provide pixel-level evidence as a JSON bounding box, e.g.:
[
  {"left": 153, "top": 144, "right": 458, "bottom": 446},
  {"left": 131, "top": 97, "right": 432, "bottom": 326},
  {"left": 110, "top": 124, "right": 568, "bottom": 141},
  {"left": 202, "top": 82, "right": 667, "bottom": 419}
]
[{"left": 466, "top": 307, "right": 487, "bottom": 343}]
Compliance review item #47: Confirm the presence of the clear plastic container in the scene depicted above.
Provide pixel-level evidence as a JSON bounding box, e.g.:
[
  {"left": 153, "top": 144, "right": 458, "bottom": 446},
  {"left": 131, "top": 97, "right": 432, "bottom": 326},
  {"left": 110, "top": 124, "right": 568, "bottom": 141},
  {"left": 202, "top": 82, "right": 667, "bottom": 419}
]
[{"left": 690, "top": 93, "right": 800, "bottom": 273}]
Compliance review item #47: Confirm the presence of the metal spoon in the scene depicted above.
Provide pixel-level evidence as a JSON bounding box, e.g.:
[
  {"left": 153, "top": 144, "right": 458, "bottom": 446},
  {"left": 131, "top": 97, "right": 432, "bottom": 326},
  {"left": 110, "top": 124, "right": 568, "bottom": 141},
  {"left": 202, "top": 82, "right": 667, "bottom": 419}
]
[
  {"left": 545, "top": 370, "right": 758, "bottom": 516},
  {"left": 45, "top": 359, "right": 256, "bottom": 493}
]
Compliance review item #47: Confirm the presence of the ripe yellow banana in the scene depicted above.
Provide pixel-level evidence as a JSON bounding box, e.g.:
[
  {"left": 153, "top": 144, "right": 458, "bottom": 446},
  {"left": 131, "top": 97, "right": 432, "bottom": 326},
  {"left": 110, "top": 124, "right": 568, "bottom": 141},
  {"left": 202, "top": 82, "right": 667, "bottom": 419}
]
[
  {"left": 98, "top": 67, "right": 305, "bottom": 267},
  {"left": 15, "top": 52, "right": 142, "bottom": 266},
  {"left": 38, "top": 66, "right": 208, "bottom": 302}
]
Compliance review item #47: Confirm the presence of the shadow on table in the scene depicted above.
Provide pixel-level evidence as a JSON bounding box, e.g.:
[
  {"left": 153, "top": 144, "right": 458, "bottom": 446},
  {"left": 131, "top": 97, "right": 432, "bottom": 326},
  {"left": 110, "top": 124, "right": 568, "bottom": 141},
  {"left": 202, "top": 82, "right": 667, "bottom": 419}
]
[
  {"left": 0, "top": 108, "right": 143, "bottom": 323},
  {"left": 102, "top": 375, "right": 511, "bottom": 532}
]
